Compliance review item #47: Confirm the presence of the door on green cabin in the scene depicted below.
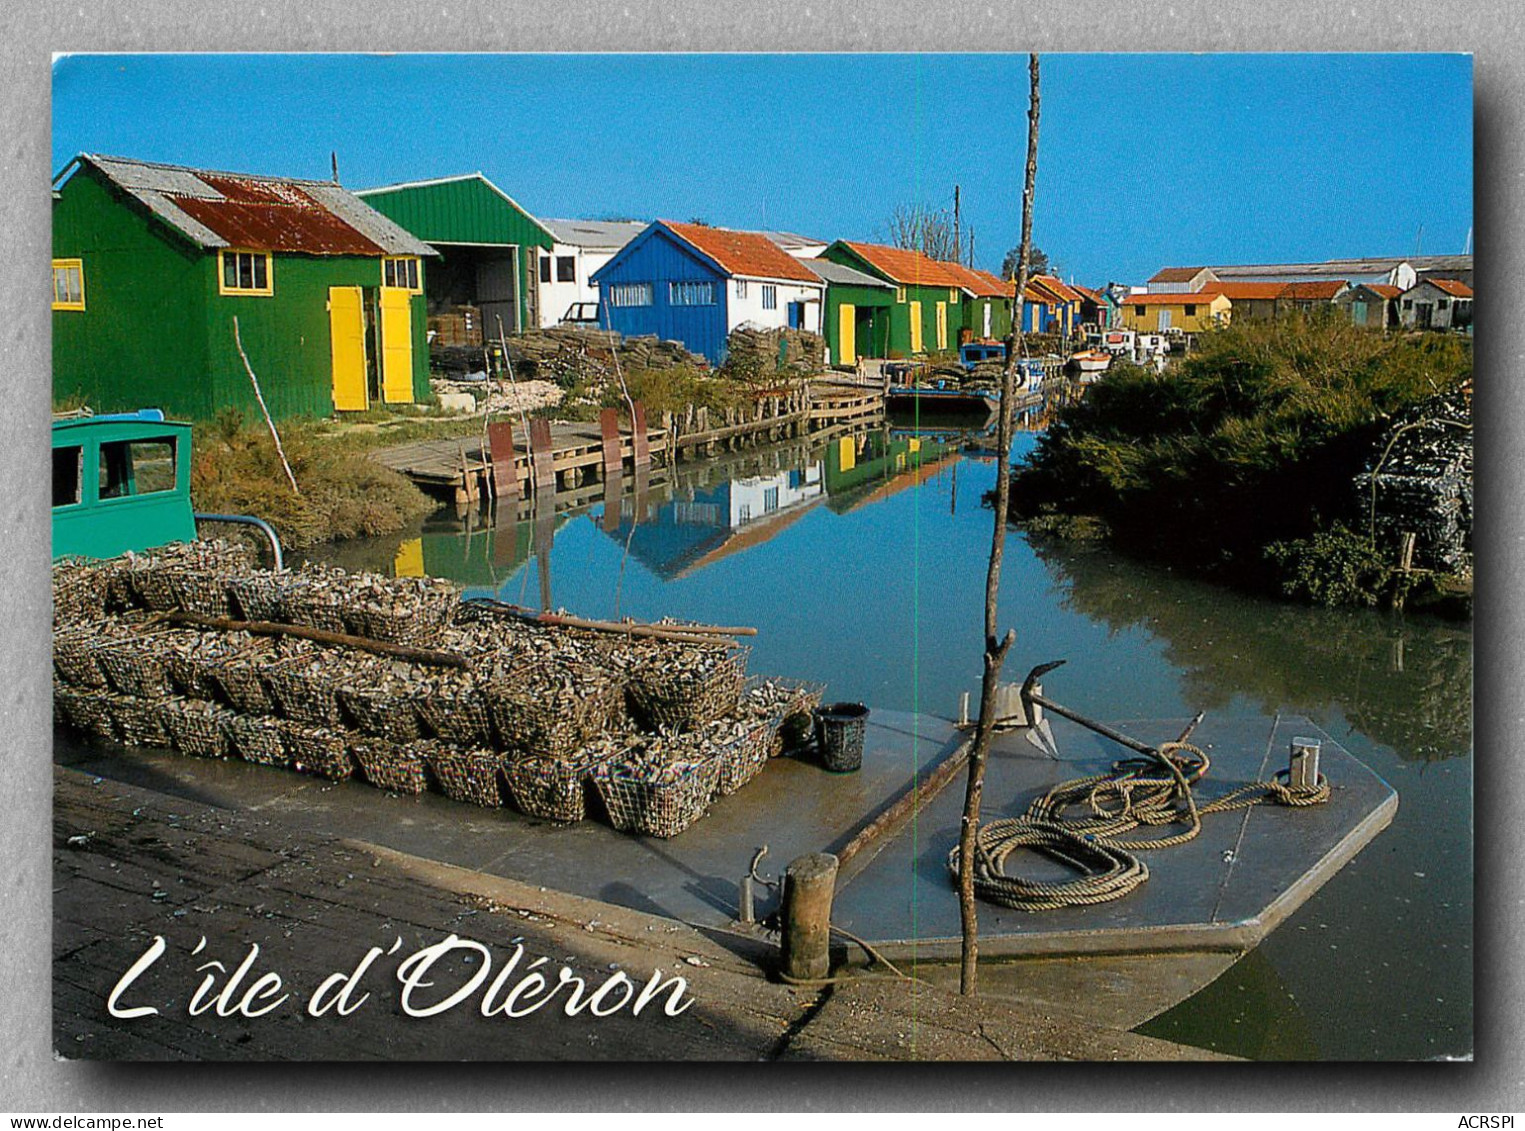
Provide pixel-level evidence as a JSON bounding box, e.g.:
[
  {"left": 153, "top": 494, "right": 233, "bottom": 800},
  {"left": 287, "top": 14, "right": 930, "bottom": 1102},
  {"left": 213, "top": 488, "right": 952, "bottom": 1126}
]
[
  {"left": 838, "top": 304, "right": 856, "bottom": 365},
  {"left": 909, "top": 301, "right": 923, "bottom": 352},
  {"left": 329, "top": 286, "right": 369, "bottom": 412},
  {"left": 379, "top": 286, "right": 415, "bottom": 404},
  {"left": 936, "top": 302, "right": 948, "bottom": 350}
]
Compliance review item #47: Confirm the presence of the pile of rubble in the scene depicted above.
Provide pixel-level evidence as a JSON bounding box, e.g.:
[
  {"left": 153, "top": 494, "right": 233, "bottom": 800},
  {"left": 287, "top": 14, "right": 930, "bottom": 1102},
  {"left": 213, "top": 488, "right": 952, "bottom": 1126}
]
[
  {"left": 1352, "top": 385, "right": 1473, "bottom": 574},
  {"left": 428, "top": 377, "right": 564, "bottom": 417},
  {"left": 53, "top": 548, "right": 824, "bottom": 839}
]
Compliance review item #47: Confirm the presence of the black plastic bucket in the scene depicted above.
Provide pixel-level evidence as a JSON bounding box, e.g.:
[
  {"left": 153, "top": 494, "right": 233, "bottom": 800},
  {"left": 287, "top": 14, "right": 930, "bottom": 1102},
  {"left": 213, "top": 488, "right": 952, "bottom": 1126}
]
[{"left": 814, "top": 702, "right": 869, "bottom": 773}]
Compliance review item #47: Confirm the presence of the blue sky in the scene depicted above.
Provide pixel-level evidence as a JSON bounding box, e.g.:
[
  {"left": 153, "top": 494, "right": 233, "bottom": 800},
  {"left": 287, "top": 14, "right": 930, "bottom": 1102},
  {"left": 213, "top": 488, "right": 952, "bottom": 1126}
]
[{"left": 52, "top": 53, "right": 1472, "bottom": 285}]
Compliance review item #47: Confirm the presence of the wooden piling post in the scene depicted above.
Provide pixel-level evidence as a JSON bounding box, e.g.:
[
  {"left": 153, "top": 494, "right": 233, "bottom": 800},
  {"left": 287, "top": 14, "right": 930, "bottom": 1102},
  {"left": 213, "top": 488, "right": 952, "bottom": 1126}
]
[{"left": 780, "top": 852, "right": 838, "bottom": 982}]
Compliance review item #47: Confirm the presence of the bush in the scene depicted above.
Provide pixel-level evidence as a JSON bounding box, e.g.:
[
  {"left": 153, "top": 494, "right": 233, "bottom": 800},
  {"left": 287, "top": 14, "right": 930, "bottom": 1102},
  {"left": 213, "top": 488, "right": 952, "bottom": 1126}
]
[
  {"left": 1010, "top": 312, "right": 1471, "bottom": 591},
  {"left": 190, "top": 410, "right": 436, "bottom": 548},
  {"left": 1265, "top": 524, "right": 1393, "bottom": 607}
]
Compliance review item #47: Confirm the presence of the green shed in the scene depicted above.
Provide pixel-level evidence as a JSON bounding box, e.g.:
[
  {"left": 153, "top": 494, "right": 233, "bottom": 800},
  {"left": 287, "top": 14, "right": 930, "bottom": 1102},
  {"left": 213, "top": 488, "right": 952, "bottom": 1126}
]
[
  {"left": 355, "top": 174, "right": 556, "bottom": 338},
  {"left": 804, "top": 258, "right": 896, "bottom": 366},
  {"left": 819, "top": 240, "right": 968, "bottom": 358},
  {"left": 52, "top": 154, "right": 437, "bottom": 422}
]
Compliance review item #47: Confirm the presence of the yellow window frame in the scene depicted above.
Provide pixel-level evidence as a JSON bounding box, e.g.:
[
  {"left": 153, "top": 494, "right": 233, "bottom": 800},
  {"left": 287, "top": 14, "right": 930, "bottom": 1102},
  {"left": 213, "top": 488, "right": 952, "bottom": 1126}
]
[
  {"left": 52, "top": 258, "right": 86, "bottom": 311},
  {"left": 895, "top": 286, "right": 906, "bottom": 303},
  {"left": 218, "top": 249, "right": 274, "bottom": 297},
  {"left": 949, "top": 288, "right": 958, "bottom": 304},
  {"left": 383, "top": 256, "right": 422, "bottom": 293}
]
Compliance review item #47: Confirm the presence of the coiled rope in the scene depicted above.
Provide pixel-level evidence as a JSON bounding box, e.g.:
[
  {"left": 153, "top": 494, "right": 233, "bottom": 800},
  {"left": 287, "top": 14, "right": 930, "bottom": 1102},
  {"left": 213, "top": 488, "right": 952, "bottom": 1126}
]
[{"left": 949, "top": 741, "right": 1330, "bottom": 911}]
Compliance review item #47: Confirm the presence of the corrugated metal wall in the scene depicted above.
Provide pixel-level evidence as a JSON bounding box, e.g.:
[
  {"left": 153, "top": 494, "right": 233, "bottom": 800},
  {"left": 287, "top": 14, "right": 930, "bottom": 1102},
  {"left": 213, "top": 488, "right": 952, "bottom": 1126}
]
[
  {"left": 359, "top": 177, "right": 553, "bottom": 334},
  {"left": 596, "top": 228, "right": 729, "bottom": 364}
]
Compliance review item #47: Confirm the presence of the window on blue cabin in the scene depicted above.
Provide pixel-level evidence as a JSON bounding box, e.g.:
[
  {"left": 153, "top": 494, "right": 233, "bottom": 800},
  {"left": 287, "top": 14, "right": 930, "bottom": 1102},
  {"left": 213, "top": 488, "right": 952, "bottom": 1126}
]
[
  {"left": 611, "top": 283, "right": 653, "bottom": 307},
  {"left": 669, "top": 281, "right": 715, "bottom": 306},
  {"left": 762, "top": 284, "right": 777, "bottom": 310}
]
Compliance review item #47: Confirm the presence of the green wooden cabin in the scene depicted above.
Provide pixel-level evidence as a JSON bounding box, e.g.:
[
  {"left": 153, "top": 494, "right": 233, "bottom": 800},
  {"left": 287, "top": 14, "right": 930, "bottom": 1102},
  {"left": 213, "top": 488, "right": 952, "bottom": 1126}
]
[
  {"left": 356, "top": 174, "right": 556, "bottom": 337},
  {"left": 52, "top": 411, "right": 197, "bottom": 560},
  {"left": 52, "top": 154, "right": 437, "bottom": 422},
  {"left": 819, "top": 241, "right": 967, "bottom": 358},
  {"left": 806, "top": 258, "right": 896, "bottom": 366}
]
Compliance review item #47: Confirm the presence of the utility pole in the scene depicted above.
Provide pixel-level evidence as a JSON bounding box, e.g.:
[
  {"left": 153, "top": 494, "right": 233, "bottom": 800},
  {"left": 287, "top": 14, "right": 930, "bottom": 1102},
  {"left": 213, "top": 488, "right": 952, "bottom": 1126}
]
[
  {"left": 953, "top": 185, "right": 962, "bottom": 266},
  {"left": 956, "top": 52, "right": 1040, "bottom": 998}
]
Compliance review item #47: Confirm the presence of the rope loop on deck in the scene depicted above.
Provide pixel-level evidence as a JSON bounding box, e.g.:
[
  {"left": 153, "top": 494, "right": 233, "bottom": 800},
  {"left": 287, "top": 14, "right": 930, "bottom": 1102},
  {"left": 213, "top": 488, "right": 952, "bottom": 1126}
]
[{"left": 949, "top": 740, "right": 1330, "bottom": 911}]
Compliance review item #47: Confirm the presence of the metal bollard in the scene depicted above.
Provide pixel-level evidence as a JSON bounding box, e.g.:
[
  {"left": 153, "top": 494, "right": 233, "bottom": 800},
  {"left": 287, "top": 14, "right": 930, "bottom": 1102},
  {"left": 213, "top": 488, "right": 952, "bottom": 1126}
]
[
  {"left": 739, "top": 875, "right": 756, "bottom": 924},
  {"left": 1290, "top": 737, "right": 1321, "bottom": 789}
]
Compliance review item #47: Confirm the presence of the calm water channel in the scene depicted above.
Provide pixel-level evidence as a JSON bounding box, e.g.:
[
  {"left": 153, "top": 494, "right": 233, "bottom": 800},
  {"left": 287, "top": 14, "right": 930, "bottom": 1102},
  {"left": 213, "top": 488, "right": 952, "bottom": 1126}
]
[{"left": 311, "top": 426, "right": 1473, "bottom": 1061}]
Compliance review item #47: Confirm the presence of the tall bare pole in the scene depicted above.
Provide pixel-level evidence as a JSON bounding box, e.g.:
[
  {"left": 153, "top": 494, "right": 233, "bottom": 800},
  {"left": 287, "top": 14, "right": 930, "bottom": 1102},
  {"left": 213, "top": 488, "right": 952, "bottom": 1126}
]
[
  {"left": 953, "top": 184, "right": 962, "bottom": 266},
  {"left": 956, "top": 52, "right": 1040, "bottom": 997}
]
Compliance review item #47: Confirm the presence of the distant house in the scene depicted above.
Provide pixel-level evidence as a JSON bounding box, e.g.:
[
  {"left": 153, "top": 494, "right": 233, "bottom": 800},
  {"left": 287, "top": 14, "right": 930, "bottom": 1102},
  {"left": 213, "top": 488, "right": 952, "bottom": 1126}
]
[
  {"left": 1411, "top": 255, "right": 1473, "bottom": 289},
  {"left": 537, "top": 218, "right": 648, "bottom": 328},
  {"left": 1072, "top": 284, "right": 1111, "bottom": 330},
  {"left": 1336, "top": 283, "right": 1402, "bottom": 330},
  {"left": 1201, "top": 281, "right": 1286, "bottom": 321},
  {"left": 1017, "top": 275, "right": 1081, "bottom": 336},
  {"left": 591, "top": 221, "right": 826, "bottom": 365},
  {"left": 52, "top": 153, "right": 436, "bottom": 420},
  {"left": 819, "top": 241, "right": 968, "bottom": 356},
  {"left": 1277, "top": 279, "right": 1350, "bottom": 312},
  {"left": 1147, "top": 266, "right": 1219, "bottom": 294},
  {"left": 356, "top": 173, "right": 554, "bottom": 338},
  {"left": 806, "top": 258, "right": 897, "bottom": 366},
  {"left": 1398, "top": 278, "right": 1473, "bottom": 331},
  {"left": 1118, "top": 291, "right": 1233, "bottom": 333}
]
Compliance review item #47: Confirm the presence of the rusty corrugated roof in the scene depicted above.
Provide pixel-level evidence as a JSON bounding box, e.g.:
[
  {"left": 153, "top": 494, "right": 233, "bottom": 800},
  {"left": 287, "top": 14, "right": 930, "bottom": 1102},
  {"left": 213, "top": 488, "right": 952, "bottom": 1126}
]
[
  {"left": 71, "top": 154, "right": 435, "bottom": 257},
  {"left": 663, "top": 221, "right": 822, "bottom": 284}
]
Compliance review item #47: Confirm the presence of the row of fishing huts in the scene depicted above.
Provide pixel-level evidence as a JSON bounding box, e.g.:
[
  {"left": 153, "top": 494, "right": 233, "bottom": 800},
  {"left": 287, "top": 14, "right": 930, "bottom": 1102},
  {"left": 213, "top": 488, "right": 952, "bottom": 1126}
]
[
  {"left": 51, "top": 155, "right": 1086, "bottom": 423},
  {"left": 1084, "top": 257, "right": 1474, "bottom": 336}
]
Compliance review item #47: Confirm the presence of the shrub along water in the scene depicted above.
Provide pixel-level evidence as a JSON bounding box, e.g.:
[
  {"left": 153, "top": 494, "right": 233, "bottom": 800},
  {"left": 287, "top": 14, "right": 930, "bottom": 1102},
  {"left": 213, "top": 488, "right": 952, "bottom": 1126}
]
[
  {"left": 1008, "top": 313, "right": 1472, "bottom": 604},
  {"left": 190, "top": 410, "right": 437, "bottom": 549}
]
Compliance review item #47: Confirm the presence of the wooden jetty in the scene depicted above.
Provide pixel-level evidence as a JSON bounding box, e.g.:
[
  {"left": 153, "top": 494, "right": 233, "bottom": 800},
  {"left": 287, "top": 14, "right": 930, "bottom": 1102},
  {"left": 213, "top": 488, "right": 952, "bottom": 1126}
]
[{"left": 374, "top": 378, "right": 883, "bottom": 506}]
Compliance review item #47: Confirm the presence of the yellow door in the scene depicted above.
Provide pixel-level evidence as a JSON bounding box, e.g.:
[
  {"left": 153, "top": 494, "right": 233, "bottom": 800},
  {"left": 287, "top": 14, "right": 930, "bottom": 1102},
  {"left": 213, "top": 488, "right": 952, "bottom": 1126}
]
[
  {"left": 328, "top": 286, "right": 368, "bottom": 412},
  {"left": 380, "top": 286, "right": 415, "bottom": 404},
  {"left": 909, "top": 301, "right": 923, "bottom": 353},
  {"left": 838, "top": 303, "right": 856, "bottom": 365},
  {"left": 838, "top": 435, "right": 856, "bottom": 473},
  {"left": 936, "top": 302, "right": 948, "bottom": 350}
]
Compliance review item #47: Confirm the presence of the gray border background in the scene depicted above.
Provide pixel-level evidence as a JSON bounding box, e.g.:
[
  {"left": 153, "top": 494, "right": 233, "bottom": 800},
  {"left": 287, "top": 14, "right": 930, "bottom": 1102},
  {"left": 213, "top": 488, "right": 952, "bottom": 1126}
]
[{"left": 2, "top": 1, "right": 1513, "bottom": 1111}]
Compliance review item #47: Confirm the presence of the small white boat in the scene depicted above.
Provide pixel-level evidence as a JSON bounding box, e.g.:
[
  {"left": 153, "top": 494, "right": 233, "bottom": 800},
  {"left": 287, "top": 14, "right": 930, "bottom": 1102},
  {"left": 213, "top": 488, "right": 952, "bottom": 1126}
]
[{"left": 1071, "top": 349, "right": 1112, "bottom": 374}]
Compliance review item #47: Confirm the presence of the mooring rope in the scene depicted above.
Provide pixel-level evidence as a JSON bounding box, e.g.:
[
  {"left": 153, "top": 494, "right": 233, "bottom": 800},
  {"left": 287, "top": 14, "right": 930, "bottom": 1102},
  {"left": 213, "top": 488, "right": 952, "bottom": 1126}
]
[{"left": 948, "top": 741, "right": 1330, "bottom": 911}]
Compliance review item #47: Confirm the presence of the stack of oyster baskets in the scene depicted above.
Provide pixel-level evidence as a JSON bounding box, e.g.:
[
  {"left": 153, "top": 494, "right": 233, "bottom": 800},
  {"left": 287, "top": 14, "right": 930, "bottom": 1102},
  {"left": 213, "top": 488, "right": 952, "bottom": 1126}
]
[{"left": 52, "top": 542, "right": 824, "bottom": 838}]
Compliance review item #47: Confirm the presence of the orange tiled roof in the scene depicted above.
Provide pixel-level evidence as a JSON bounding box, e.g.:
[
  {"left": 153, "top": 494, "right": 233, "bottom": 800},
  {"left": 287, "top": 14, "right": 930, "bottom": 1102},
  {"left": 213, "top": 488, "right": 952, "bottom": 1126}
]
[
  {"left": 1201, "top": 281, "right": 1286, "bottom": 300},
  {"left": 1425, "top": 278, "right": 1473, "bottom": 298},
  {"left": 1123, "top": 292, "right": 1228, "bottom": 306},
  {"left": 1030, "top": 274, "right": 1083, "bottom": 303},
  {"left": 663, "top": 220, "right": 821, "bottom": 284},
  {"left": 942, "top": 262, "right": 1008, "bottom": 298},
  {"left": 839, "top": 241, "right": 966, "bottom": 288},
  {"left": 1280, "top": 280, "right": 1349, "bottom": 300},
  {"left": 1148, "top": 266, "right": 1209, "bottom": 283},
  {"left": 1367, "top": 284, "right": 1403, "bottom": 299},
  {"left": 1070, "top": 284, "right": 1105, "bottom": 304}
]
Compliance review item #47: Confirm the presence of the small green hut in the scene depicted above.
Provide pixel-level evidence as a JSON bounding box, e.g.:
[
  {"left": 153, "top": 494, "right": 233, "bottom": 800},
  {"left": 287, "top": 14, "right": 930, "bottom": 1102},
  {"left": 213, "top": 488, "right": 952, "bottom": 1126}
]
[
  {"left": 806, "top": 258, "right": 896, "bottom": 366},
  {"left": 52, "top": 154, "right": 437, "bottom": 421}
]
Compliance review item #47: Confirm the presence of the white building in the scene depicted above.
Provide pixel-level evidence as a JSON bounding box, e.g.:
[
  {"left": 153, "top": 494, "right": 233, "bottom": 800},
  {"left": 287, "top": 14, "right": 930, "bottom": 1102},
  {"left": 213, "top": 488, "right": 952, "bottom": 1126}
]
[{"left": 537, "top": 218, "right": 648, "bottom": 328}]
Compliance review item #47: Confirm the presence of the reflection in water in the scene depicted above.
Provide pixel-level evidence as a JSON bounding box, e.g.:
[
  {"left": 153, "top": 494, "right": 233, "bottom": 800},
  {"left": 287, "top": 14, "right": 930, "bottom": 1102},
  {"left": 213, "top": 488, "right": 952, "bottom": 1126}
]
[
  {"left": 1029, "top": 540, "right": 1472, "bottom": 764},
  {"left": 307, "top": 424, "right": 1471, "bottom": 1060}
]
